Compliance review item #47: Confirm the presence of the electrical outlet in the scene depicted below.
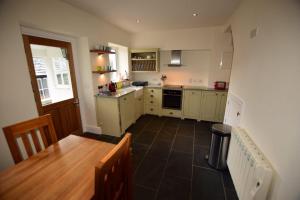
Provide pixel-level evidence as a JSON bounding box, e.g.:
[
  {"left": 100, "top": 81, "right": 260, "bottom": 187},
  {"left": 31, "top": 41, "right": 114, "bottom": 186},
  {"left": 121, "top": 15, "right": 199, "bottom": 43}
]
[{"left": 250, "top": 28, "right": 258, "bottom": 39}]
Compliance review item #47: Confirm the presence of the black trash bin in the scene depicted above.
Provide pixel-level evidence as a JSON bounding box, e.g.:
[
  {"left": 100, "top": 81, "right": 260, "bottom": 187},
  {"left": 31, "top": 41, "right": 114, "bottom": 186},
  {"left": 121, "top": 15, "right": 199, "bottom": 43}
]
[{"left": 208, "top": 124, "right": 232, "bottom": 170}]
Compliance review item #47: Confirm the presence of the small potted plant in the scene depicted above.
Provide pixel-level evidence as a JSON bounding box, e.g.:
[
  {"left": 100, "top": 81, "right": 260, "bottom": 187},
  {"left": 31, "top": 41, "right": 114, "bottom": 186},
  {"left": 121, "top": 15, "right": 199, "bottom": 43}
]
[{"left": 160, "top": 74, "right": 167, "bottom": 86}]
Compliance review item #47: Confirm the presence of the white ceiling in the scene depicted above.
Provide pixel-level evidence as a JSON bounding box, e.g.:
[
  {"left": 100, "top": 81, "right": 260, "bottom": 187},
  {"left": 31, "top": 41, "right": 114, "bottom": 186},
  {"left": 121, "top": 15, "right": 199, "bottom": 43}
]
[{"left": 63, "top": 0, "right": 241, "bottom": 33}]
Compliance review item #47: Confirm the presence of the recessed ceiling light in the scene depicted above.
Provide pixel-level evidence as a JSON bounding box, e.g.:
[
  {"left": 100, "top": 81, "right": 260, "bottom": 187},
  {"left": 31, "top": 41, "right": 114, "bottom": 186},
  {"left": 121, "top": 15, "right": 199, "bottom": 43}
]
[
  {"left": 136, "top": 19, "right": 140, "bottom": 23},
  {"left": 192, "top": 13, "right": 199, "bottom": 17}
]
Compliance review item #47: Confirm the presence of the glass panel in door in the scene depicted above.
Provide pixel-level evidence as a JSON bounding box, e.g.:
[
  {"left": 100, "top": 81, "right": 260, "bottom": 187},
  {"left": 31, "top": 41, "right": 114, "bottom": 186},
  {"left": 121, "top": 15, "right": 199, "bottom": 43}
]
[{"left": 30, "top": 44, "right": 74, "bottom": 106}]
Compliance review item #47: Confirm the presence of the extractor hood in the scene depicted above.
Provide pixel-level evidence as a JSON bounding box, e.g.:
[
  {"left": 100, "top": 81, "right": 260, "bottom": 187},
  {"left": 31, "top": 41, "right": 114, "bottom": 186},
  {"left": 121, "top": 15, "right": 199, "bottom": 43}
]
[{"left": 168, "top": 50, "right": 182, "bottom": 67}]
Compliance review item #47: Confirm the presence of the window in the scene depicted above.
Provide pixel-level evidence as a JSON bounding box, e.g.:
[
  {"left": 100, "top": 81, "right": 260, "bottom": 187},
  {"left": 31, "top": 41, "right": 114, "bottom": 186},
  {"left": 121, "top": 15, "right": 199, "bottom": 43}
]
[
  {"left": 33, "top": 57, "right": 47, "bottom": 75},
  {"left": 108, "top": 52, "right": 117, "bottom": 70},
  {"left": 53, "top": 57, "right": 71, "bottom": 87},
  {"left": 33, "top": 57, "right": 52, "bottom": 104},
  {"left": 37, "top": 77, "right": 50, "bottom": 100}
]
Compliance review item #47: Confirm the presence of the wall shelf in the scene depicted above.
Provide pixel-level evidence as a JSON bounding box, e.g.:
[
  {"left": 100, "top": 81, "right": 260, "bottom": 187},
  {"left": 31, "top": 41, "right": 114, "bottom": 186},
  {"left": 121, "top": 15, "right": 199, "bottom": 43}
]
[
  {"left": 131, "top": 48, "right": 160, "bottom": 72},
  {"left": 92, "top": 70, "right": 117, "bottom": 74},
  {"left": 90, "top": 50, "right": 116, "bottom": 55}
]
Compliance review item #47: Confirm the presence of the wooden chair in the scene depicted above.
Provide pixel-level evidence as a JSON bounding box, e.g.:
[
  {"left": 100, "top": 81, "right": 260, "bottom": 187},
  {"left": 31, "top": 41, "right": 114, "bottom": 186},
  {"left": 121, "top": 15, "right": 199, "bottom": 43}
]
[
  {"left": 3, "top": 114, "right": 58, "bottom": 164},
  {"left": 94, "top": 133, "right": 132, "bottom": 200}
]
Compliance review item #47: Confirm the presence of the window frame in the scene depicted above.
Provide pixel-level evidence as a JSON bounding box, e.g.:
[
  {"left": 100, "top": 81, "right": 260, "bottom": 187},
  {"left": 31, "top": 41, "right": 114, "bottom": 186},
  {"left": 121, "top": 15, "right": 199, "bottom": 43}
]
[{"left": 52, "top": 57, "right": 71, "bottom": 88}]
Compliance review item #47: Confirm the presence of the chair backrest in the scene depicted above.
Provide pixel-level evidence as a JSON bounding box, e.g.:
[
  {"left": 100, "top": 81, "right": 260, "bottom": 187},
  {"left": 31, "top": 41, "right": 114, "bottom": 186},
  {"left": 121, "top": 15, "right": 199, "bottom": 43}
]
[
  {"left": 94, "top": 133, "right": 132, "bottom": 200},
  {"left": 3, "top": 114, "right": 58, "bottom": 164}
]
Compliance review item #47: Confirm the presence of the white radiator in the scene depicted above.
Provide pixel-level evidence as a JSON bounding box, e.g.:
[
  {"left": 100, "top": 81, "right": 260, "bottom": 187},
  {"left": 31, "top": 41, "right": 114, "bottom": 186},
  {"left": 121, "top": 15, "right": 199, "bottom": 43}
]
[{"left": 227, "top": 127, "right": 273, "bottom": 200}]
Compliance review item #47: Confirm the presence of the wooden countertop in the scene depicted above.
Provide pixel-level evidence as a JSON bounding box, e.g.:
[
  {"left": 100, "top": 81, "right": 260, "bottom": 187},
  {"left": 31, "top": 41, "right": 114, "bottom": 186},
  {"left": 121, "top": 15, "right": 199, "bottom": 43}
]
[{"left": 0, "top": 135, "right": 115, "bottom": 200}]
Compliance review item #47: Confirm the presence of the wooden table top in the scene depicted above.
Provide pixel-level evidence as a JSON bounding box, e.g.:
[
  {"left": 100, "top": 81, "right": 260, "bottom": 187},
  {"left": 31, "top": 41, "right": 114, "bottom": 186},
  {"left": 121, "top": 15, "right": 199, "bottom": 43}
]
[{"left": 0, "top": 135, "right": 115, "bottom": 200}]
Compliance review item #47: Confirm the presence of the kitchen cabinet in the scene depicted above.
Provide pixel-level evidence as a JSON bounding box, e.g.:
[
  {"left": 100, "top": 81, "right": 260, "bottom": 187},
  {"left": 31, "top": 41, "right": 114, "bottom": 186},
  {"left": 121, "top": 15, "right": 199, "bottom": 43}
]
[
  {"left": 96, "top": 92, "right": 135, "bottom": 137},
  {"left": 201, "top": 91, "right": 227, "bottom": 122},
  {"left": 162, "top": 108, "right": 182, "bottom": 118},
  {"left": 144, "top": 88, "right": 162, "bottom": 115},
  {"left": 135, "top": 95, "right": 144, "bottom": 121},
  {"left": 183, "top": 90, "right": 202, "bottom": 120},
  {"left": 119, "top": 93, "right": 135, "bottom": 133},
  {"left": 215, "top": 92, "right": 227, "bottom": 122},
  {"left": 96, "top": 97, "right": 120, "bottom": 137}
]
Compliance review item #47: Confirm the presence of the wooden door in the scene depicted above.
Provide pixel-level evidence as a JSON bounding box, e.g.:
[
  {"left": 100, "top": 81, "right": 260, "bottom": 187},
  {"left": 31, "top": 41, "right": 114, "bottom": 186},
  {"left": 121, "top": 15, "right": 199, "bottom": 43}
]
[
  {"left": 23, "top": 35, "right": 82, "bottom": 140},
  {"left": 201, "top": 91, "right": 218, "bottom": 122},
  {"left": 183, "top": 90, "right": 202, "bottom": 119}
]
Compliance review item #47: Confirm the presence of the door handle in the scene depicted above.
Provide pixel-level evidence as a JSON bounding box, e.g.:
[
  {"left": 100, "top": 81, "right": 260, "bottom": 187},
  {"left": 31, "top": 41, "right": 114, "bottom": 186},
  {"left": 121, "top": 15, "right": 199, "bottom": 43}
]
[{"left": 73, "top": 98, "right": 79, "bottom": 104}]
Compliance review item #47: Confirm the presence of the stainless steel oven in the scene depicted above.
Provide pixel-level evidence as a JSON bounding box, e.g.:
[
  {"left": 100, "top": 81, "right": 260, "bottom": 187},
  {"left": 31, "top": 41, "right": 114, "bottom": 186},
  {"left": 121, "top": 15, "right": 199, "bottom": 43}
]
[{"left": 162, "top": 86, "right": 183, "bottom": 110}]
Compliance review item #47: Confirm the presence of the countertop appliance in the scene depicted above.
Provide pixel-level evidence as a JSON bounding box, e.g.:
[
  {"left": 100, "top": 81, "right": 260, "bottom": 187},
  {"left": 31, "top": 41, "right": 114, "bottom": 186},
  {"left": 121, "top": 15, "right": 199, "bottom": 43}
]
[
  {"left": 108, "top": 82, "right": 116, "bottom": 92},
  {"left": 132, "top": 81, "right": 148, "bottom": 86},
  {"left": 162, "top": 85, "right": 183, "bottom": 110},
  {"left": 214, "top": 81, "right": 226, "bottom": 90}
]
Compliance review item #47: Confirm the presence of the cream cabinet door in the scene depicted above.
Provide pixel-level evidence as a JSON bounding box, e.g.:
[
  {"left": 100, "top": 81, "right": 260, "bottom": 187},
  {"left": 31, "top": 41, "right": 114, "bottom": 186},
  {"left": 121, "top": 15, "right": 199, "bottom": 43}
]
[
  {"left": 216, "top": 92, "right": 228, "bottom": 122},
  {"left": 135, "top": 96, "right": 143, "bottom": 120},
  {"left": 201, "top": 91, "right": 218, "bottom": 122},
  {"left": 119, "top": 96, "right": 127, "bottom": 133},
  {"left": 120, "top": 93, "right": 135, "bottom": 133},
  {"left": 183, "top": 90, "right": 202, "bottom": 119},
  {"left": 96, "top": 97, "right": 121, "bottom": 137},
  {"left": 144, "top": 88, "right": 162, "bottom": 115}
]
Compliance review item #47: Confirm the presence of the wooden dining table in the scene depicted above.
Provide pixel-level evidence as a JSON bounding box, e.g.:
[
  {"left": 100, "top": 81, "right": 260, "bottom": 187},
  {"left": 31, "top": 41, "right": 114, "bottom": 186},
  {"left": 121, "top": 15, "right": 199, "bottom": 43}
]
[{"left": 0, "top": 135, "right": 116, "bottom": 200}]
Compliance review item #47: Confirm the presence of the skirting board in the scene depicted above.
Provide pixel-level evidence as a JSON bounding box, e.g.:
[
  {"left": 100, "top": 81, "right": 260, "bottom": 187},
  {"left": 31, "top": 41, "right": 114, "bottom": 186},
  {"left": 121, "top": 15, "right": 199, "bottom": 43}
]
[{"left": 84, "top": 125, "right": 102, "bottom": 135}]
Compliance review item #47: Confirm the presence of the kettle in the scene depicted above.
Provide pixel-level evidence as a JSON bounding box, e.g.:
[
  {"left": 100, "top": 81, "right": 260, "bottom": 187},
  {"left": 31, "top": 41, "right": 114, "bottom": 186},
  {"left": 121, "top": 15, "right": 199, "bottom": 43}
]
[{"left": 108, "top": 81, "right": 116, "bottom": 92}]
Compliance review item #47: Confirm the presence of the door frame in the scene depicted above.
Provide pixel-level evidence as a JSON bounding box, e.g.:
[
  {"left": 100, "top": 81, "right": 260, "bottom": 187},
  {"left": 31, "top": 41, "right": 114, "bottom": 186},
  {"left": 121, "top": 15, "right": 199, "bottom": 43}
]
[{"left": 22, "top": 34, "right": 83, "bottom": 134}]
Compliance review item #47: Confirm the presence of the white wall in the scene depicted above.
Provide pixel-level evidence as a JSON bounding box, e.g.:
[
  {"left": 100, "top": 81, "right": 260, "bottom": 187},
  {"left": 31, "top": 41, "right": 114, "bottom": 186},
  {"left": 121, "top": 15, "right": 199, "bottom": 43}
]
[
  {"left": 0, "top": 0, "right": 131, "bottom": 171},
  {"left": 133, "top": 50, "right": 211, "bottom": 86},
  {"left": 131, "top": 27, "right": 232, "bottom": 87},
  {"left": 226, "top": 0, "right": 300, "bottom": 199}
]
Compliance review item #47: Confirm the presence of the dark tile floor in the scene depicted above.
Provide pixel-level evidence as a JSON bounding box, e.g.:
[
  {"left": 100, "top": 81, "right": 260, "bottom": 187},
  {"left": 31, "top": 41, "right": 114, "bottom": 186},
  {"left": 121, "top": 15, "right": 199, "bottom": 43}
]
[{"left": 84, "top": 114, "right": 238, "bottom": 200}]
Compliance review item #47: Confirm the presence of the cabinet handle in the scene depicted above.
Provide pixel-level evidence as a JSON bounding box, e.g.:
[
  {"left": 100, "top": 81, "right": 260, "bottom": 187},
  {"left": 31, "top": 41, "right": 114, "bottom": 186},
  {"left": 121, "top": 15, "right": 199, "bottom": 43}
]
[
  {"left": 124, "top": 98, "right": 127, "bottom": 100},
  {"left": 150, "top": 108, "right": 153, "bottom": 111},
  {"left": 150, "top": 95, "right": 154, "bottom": 97},
  {"left": 216, "top": 93, "right": 218, "bottom": 96},
  {"left": 151, "top": 90, "right": 154, "bottom": 92},
  {"left": 150, "top": 101, "right": 153, "bottom": 103},
  {"left": 169, "top": 112, "right": 173, "bottom": 115}
]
